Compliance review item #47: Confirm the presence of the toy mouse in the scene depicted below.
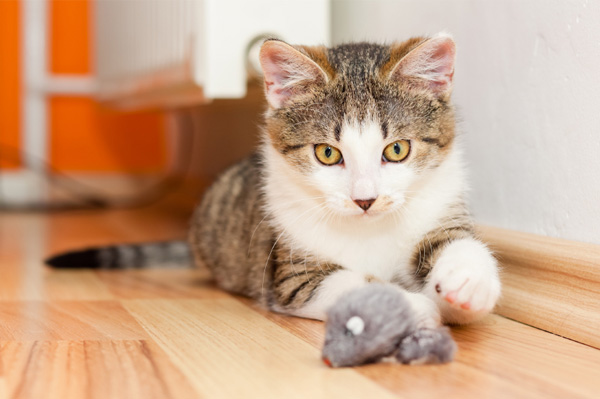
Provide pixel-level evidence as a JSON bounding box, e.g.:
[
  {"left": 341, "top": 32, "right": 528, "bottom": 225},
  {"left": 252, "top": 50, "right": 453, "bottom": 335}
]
[{"left": 322, "top": 283, "right": 457, "bottom": 367}]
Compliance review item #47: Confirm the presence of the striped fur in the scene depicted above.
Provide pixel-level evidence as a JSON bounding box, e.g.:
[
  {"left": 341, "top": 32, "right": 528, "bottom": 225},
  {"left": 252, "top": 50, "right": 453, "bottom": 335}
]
[
  {"left": 188, "top": 155, "right": 341, "bottom": 309},
  {"left": 270, "top": 247, "right": 342, "bottom": 310},
  {"left": 48, "top": 36, "right": 500, "bottom": 325},
  {"left": 189, "top": 154, "right": 273, "bottom": 299},
  {"left": 411, "top": 204, "right": 475, "bottom": 283},
  {"left": 45, "top": 241, "right": 190, "bottom": 269},
  {"left": 190, "top": 36, "right": 500, "bottom": 324}
]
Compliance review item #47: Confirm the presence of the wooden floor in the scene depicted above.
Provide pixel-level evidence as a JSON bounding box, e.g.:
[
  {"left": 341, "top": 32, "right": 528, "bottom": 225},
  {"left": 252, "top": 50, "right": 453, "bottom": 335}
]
[{"left": 1, "top": 199, "right": 599, "bottom": 399}]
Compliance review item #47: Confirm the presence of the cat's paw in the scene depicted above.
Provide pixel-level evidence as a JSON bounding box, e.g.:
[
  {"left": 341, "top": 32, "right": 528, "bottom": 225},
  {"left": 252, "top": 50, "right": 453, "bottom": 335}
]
[{"left": 427, "top": 238, "right": 501, "bottom": 324}]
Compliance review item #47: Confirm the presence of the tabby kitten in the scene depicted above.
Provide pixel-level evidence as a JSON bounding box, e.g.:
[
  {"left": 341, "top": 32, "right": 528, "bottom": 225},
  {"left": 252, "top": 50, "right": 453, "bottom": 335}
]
[
  {"left": 46, "top": 34, "right": 500, "bottom": 327},
  {"left": 190, "top": 34, "right": 501, "bottom": 326}
]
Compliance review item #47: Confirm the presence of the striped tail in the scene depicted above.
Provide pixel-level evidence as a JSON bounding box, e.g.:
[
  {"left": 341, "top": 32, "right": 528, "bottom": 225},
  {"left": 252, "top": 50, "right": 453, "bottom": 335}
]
[{"left": 45, "top": 240, "right": 191, "bottom": 269}]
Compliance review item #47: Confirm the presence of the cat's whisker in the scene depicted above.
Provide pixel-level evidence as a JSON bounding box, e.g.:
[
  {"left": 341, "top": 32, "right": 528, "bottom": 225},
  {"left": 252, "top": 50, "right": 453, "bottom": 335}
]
[
  {"left": 248, "top": 195, "right": 329, "bottom": 257},
  {"left": 288, "top": 245, "right": 299, "bottom": 278},
  {"left": 300, "top": 201, "right": 335, "bottom": 277},
  {"left": 309, "top": 205, "right": 337, "bottom": 276},
  {"left": 261, "top": 201, "right": 328, "bottom": 295},
  {"left": 247, "top": 212, "right": 272, "bottom": 258},
  {"left": 395, "top": 203, "right": 428, "bottom": 277}
]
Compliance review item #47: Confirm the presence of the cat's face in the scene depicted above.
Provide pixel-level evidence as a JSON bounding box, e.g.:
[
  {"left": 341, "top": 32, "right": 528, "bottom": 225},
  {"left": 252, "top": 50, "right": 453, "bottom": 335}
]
[{"left": 260, "top": 36, "right": 456, "bottom": 218}]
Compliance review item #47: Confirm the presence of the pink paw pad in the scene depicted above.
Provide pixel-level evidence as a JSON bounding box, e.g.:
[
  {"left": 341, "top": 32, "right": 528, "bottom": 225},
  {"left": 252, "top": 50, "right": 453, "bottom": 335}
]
[
  {"left": 444, "top": 292, "right": 457, "bottom": 304},
  {"left": 440, "top": 278, "right": 470, "bottom": 307}
]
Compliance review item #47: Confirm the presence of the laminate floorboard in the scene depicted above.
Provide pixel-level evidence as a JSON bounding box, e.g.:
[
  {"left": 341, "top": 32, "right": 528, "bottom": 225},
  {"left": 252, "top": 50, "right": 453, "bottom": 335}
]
[{"left": 1, "top": 203, "right": 598, "bottom": 398}]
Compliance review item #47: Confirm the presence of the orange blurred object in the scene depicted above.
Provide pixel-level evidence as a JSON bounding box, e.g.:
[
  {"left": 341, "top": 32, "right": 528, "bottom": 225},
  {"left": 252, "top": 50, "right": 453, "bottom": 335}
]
[
  {"left": 0, "top": 0, "right": 21, "bottom": 169},
  {"left": 49, "top": 0, "right": 167, "bottom": 173},
  {"left": 49, "top": 98, "right": 167, "bottom": 173},
  {"left": 0, "top": 0, "right": 167, "bottom": 173}
]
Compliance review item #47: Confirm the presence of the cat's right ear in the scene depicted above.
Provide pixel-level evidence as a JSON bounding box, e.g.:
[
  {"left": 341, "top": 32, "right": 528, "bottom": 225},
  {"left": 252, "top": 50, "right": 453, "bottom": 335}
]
[{"left": 259, "top": 40, "right": 328, "bottom": 109}]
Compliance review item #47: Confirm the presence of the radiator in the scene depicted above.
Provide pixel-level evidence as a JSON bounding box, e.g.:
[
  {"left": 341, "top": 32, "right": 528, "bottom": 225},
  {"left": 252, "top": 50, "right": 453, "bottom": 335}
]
[{"left": 93, "top": 0, "right": 331, "bottom": 108}]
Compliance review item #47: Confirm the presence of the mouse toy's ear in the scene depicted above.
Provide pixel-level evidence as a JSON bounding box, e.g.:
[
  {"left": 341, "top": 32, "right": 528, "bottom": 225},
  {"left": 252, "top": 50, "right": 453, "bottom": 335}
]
[
  {"left": 259, "top": 39, "right": 329, "bottom": 109},
  {"left": 345, "top": 316, "right": 365, "bottom": 336},
  {"left": 388, "top": 34, "right": 456, "bottom": 99}
]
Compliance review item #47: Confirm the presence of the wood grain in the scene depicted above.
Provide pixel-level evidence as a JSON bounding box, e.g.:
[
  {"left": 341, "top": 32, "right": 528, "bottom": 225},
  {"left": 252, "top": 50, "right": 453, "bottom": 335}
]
[
  {"left": 0, "top": 301, "right": 147, "bottom": 341},
  {"left": 478, "top": 225, "right": 600, "bottom": 349},
  {"left": 95, "top": 269, "right": 227, "bottom": 300},
  {"left": 1, "top": 340, "right": 198, "bottom": 399},
  {"left": 263, "top": 307, "right": 600, "bottom": 399},
  {"left": 124, "top": 298, "right": 397, "bottom": 399},
  {"left": 1, "top": 202, "right": 600, "bottom": 398}
]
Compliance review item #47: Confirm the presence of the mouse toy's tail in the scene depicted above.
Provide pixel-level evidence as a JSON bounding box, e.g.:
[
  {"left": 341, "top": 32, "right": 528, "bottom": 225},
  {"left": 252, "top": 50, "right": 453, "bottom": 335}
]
[{"left": 45, "top": 240, "right": 191, "bottom": 269}]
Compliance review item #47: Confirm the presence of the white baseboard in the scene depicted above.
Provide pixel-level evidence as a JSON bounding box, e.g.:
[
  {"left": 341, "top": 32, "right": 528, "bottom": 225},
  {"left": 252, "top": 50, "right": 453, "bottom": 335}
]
[{"left": 0, "top": 170, "right": 49, "bottom": 204}]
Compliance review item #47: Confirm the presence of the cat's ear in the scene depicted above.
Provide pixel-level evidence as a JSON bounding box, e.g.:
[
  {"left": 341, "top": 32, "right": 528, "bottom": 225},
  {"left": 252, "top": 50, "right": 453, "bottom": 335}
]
[
  {"left": 259, "top": 40, "right": 328, "bottom": 109},
  {"left": 389, "top": 34, "right": 456, "bottom": 98}
]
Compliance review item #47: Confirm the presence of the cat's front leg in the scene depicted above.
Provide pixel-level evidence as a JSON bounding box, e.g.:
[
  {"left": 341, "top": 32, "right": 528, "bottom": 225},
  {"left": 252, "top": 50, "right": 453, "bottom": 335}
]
[
  {"left": 270, "top": 262, "right": 370, "bottom": 321},
  {"left": 266, "top": 242, "right": 361, "bottom": 320},
  {"left": 423, "top": 238, "right": 501, "bottom": 324},
  {"left": 269, "top": 251, "right": 441, "bottom": 327},
  {"left": 274, "top": 268, "right": 441, "bottom": 327}
]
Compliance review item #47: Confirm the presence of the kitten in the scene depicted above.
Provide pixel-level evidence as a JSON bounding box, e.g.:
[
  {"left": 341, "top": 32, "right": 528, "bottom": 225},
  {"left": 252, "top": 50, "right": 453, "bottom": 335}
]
[
  {"left": 189, "top": 34, "right": 500, "bottom": 326},
  {"left": 47, "top": 34, "right": 501, "bottom": 327}
]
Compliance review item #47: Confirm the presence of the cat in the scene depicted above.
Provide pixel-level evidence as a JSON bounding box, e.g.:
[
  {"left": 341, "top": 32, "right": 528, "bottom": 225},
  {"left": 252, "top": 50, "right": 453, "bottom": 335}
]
[{"left": 47, "top": 34, "right": 501, "bottom": 327}]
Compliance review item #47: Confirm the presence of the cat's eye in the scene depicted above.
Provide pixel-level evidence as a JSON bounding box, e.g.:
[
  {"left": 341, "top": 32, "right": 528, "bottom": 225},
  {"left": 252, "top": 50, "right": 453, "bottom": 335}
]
[
  {"left": 314, "top": 144, "right": 343, "bottom": 165},
  {"left": 382, "top": 140, "right": 410, "bottom": 162}
]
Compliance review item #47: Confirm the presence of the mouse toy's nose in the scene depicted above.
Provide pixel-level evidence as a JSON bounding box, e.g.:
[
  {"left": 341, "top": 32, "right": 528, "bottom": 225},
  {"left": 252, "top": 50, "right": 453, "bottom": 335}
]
[{"left": 322, "top": 356, "right": 332, "bottom": 367}]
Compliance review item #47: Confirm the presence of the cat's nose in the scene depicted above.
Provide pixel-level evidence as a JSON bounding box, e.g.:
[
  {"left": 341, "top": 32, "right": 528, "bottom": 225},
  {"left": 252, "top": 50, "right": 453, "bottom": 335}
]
[{"left": 353, "top": 198, "right": 377, "bottom": 211}]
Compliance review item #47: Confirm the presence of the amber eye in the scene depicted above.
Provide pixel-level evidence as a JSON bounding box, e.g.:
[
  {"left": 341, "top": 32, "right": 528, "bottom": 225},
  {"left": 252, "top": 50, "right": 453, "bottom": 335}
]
[
  {"left": 314, "top": 144, "right": 343, "bottom": 165},
  {"left": 382, "top": 140, "right": 410, "bottom": 162}
]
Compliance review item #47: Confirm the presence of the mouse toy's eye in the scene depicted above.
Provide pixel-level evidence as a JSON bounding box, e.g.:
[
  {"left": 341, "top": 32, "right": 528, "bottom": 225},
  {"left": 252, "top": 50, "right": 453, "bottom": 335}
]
[
  {"left": 315, "top": 144, "right": 343, "bottom": 165},
  {"left": 382, "top": 140, "right": 410, "bottom": 162},
  {"left": 345, "top": 316, "right": 365, "bottom": 336}
]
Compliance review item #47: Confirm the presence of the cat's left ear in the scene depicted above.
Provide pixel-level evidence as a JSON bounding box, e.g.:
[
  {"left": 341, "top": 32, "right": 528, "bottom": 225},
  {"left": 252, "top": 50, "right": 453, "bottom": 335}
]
[
  {"left": 389, "top": 34, "right": 456, "bottom": 98},
  {"left": 259, "top": 39, "right": 329, "bottom": 109}
]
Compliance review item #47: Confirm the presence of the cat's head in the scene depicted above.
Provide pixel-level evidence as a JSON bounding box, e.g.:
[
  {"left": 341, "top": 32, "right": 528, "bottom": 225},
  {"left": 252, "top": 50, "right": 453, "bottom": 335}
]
[{"left": 259, "top": 34, "right": 457, "bottom": 218}]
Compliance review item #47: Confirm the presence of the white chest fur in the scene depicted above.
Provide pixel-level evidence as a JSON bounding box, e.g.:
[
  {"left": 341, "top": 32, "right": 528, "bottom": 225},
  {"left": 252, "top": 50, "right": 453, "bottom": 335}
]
[{"left": 263, "top": 145, "right": 466, "bottom": 283}]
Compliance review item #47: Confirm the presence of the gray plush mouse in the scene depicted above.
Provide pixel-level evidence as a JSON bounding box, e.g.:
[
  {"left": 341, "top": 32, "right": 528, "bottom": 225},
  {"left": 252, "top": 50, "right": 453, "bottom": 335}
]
[{"left": 322, "top": 283, "right": 457, "bottom": 367}]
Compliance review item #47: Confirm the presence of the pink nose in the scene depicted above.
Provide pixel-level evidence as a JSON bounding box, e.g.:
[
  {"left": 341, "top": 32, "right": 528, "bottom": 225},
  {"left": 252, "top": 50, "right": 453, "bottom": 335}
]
[{"left": 353, "top": 198, "right": 376, "bottom": 211}]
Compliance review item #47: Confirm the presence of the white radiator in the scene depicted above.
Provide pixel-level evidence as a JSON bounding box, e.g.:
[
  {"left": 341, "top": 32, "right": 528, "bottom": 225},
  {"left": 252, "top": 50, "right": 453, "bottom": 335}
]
[{"left": 93, "top": 0, "right": 331, "bottom": 108}]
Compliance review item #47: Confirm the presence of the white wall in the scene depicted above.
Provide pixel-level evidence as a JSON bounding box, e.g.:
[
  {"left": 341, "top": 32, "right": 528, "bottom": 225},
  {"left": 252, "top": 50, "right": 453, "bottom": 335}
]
[{"left": 333, "top": 0, "right": 600, "bottom": 244}]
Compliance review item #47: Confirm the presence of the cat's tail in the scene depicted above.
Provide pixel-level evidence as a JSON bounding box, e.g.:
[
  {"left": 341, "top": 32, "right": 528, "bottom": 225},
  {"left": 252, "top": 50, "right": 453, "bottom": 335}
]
[{"left": 45, "top": 240, "right": 192, "bottom": 269}]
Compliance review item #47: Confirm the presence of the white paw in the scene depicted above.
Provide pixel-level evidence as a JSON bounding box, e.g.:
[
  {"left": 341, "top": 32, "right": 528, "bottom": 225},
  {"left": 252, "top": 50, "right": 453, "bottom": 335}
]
[{"left": 427, "top": 238, "right": 501, "bottom": 324}]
